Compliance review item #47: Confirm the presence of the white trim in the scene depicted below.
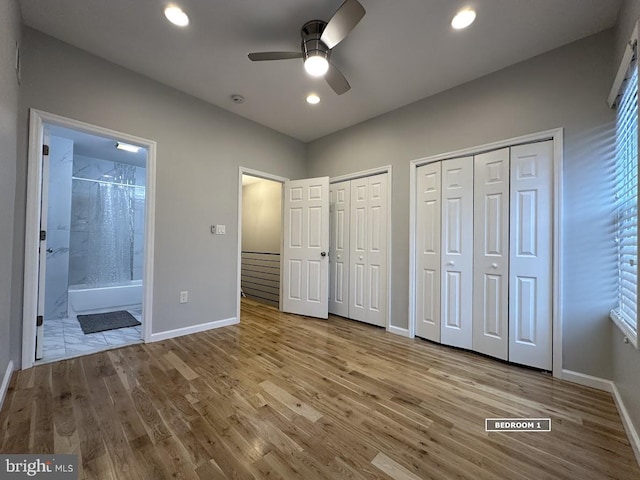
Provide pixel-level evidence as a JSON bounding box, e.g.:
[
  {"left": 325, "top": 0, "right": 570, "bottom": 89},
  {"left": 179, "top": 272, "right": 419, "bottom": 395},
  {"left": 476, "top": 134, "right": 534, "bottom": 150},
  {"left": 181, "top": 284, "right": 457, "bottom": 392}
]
[
  {"left": 610, "top": 310, "right": 638, "bottom": 348},
  {"left": 609, "top": 21, "right": 639, "bottom": 108},
  {"left": 0, "top": 361, "right": 14, "bottom": 411},
  {"left": 22, "top": 109, "right": 157, "bottom": 369},
  {"left": 611, "top": 382, "right": 640, "bottom": 467},
  {"left": 387, "top": 326, "right": 411, "bottom": 338},
  {"left": 560, "top": 369, "right": 613, "bottom": 392},
  {"left": 330, "top": 165, "right": 391, "bottom": 183},
  {"left": 150, "top": 316, "right": 238, "bottom": 342},
  {"left": 237, "top": 167, "right": 288, "bottom": 322},
  {"left": 408, "top": 128, "right": 564, "bottom": 378},
  {"left": 329, "top": 166, "right": 394, "bottom": 333},
  {"left": 562, "top": 369, "right": 640, "bottom": 467}
]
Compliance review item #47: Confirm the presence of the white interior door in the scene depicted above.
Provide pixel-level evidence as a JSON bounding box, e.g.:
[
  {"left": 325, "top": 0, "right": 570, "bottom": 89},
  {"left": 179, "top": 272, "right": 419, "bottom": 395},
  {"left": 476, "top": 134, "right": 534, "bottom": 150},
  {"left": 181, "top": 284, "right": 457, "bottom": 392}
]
[
  {"left": 348, "top": 174, "right": 388, "bottom": 327},
  {"left": 35, "top": 134, "right": 51, "bottom": 360},
  {"left": 364, "top": 173, "right": 388, "bottom": 327},
  {"left": 441, "top": 157, "right": 474, "bottom": 349},
  {"left": 349, "top": 177, "right": 369, "bottom": 323},
  {"left": 282, "top": 177, "right": 330, "bottom": 319},
  {"left": 416, "top": 162, "right": 442, "bottom": 341},
  {"left": 329, "top": 181, "right": 350, "bottom": 316},
  {"left": 473, "top": 148, "right": 510, "bottom": 360},
  {"left": 509, "top": 141, "right": 553, "bottom": 370}
]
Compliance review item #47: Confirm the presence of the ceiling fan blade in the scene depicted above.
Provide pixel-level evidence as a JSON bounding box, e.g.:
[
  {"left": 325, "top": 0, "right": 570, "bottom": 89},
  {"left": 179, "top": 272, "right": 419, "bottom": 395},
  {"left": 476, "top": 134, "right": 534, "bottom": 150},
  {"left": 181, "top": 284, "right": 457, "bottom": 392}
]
[
  {"left": 325, "top": 63, "right": 351, "bottom": 95},
  {"left": 248, "top": 52, "right": 303, "bottom": 61},
  {"left": 320, "top": 0, "right": 366, "bottom": 49}
]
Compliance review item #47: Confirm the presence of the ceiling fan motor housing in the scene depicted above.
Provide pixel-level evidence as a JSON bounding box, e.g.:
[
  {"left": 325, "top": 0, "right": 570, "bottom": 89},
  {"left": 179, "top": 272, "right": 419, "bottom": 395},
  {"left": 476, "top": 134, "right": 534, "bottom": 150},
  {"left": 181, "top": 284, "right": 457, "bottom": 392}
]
[{"left": 301, "top": 20, "right": 330, "bottom": 62}]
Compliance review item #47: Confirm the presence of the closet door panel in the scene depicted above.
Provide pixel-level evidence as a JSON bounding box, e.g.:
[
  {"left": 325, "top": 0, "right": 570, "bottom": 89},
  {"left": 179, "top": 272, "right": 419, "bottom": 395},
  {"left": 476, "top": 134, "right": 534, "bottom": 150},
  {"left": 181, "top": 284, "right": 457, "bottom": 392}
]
[
  {"left": 329, "top": 181, "right": 350, "bottom": 316},
  {"left": 416, "top": 163, "right": 441, "bottom": 341},
  {"left": 366, "top": 173, "right": 388, "bottom": 327},
  {"left": 349, "top": 177, "right": 369, "bottom": 322},
  {"left": 473, "top": 148, "right": 510, "bottom": 360},
  {"left": 509, "top": 141, "right": 553, "bottom": 370},
  {"left": 441, "top": 157, "right": 474, "bottom": 349}
]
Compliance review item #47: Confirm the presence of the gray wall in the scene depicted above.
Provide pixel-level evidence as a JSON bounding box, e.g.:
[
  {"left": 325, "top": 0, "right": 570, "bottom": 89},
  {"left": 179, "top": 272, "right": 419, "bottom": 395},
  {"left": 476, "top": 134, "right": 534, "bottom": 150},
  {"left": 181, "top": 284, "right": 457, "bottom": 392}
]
[
  {"left": 12, "top": 28, "right": 306, "bottom": 363},
  {"left": 0, "top": 0, "right": 21, "bottom": 381},
  {"left": 612, "top": 0, "right": 640, "bottom": 447},
  {"left": 242, "top": 180, "right": 282, "bottom": 253},
  {"left": 308, "top": 31, "right": 617, "bottom": 379}
]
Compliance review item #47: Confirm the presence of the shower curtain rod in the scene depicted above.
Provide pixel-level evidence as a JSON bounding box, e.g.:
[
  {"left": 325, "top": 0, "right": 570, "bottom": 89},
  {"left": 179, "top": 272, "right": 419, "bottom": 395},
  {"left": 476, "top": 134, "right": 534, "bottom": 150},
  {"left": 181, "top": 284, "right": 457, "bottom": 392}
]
[{"left": 71, "top": 176, "right": 146, "bottom": 189}]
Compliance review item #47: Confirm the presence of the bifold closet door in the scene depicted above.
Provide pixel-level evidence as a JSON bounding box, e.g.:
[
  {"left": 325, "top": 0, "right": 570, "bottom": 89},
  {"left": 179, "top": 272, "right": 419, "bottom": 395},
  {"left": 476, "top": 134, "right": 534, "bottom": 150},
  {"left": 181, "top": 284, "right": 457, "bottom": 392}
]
[
  {"left": 329, "top": 181, "right": 350, "bottom": 317},
  {"left": 509, "top": 141, "right": 553, "bottom": 370},
  {"left": 415, "top": 162, "right": 441, "bottom": 341},
  {"left": 472, "top": 148, "right": 510, "bottom": 360},
  {"left": 349, "top": 173, "right": 388, "bottom": 327},
  {"left": 441, "top": 157, "right": 474, "bottom": 349}
]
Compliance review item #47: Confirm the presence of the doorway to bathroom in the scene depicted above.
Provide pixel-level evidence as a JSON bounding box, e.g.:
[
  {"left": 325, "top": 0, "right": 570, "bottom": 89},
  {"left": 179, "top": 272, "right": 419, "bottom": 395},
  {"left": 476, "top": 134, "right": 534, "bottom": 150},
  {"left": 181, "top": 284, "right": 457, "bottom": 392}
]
[
  {"left": 22, "top": 110, "right": 156, "bottom": 368},
  {"left": 239, "top": 172, "right": 285, "bottom": 309}
]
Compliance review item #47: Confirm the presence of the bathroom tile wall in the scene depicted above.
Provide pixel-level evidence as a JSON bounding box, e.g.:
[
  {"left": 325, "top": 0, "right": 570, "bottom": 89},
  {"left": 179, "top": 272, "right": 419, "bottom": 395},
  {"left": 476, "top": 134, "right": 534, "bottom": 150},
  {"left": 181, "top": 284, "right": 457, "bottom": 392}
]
[
  {"left": 68, "top": 155, "right": 146, "bottom": 286},
  {"left": 44, "top": 136, "right": 74, "bottom": 320}
]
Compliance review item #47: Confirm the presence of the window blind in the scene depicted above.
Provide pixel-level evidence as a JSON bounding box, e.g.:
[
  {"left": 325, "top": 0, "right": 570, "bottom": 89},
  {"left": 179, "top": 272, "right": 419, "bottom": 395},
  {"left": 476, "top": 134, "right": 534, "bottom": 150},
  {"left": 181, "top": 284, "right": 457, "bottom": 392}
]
[{"left": 614, "top": 63, "right": 638, "bottom": 332}]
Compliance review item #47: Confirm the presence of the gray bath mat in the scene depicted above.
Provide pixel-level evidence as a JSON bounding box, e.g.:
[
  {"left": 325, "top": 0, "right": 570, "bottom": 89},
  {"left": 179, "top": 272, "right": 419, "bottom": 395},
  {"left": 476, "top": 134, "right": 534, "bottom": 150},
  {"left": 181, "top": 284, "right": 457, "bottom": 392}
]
[{"left": 77, "top": 310, "right": 141, "bottom": 334}]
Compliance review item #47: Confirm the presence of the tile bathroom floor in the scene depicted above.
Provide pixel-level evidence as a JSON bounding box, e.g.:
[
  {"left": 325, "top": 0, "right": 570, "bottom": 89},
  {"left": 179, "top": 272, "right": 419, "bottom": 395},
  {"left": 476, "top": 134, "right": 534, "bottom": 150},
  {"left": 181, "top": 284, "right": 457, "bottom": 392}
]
[{"left": 40, "top": 308, "right": 143, "bottom": 363}]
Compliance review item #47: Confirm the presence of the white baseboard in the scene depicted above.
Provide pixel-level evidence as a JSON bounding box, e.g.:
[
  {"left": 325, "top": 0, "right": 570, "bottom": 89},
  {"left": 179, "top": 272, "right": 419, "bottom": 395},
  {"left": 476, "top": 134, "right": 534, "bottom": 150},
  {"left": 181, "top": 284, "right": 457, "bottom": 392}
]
[
  {"left": 387, "top": 325, "right": 411, "bottom": 338},
  {"left": 149, "top": 317, "right": 238, "bottom": 342},
  {"left": 562, "top": 369, "right": 640, "bottom": 467},
  {"left": 0, "top": 360, "right": 15, "bottom": 411},
  {"left": 611, "top": 382, "right": 640, "bottom": 467},
  {"left": 561, "top": 369, "right": 614, "bottom": 392}
]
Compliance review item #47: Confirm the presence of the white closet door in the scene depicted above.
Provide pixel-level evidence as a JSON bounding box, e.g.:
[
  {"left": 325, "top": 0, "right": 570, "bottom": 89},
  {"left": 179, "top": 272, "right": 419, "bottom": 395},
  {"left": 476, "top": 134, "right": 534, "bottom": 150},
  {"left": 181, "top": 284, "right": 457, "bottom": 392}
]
[
  {"left": 329, "top": 181, "right": 350, "bottom": 316},
  {"left": 415, "top": 162, "right": 441, "bottom": 341},
  {"left": 473, "top": 148, "right": 510, "bottom": 360},
  {"left": 365, "top": 173, "right": 388, "bottom": 327},
  {"left": 441, "top": 157, "right": 474, "bottom": 349},
  {"left": 509, "top": 141, "right": 553, "bottom": 370},
  {"left": 349, "top": 177, "right": 369, "bottom": 322}
]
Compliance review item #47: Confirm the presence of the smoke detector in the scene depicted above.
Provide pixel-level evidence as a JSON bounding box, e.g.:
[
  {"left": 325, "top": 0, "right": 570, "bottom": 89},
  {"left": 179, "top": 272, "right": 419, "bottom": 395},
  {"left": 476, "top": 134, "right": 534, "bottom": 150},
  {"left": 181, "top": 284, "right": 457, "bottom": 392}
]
[{"left": 231, "top": 94, "right": 245, "bottom": 104}]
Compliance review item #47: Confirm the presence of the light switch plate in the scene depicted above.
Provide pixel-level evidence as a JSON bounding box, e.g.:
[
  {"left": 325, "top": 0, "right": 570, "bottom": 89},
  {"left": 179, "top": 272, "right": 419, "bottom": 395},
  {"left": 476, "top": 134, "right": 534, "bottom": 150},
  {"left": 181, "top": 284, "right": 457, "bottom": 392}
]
[
  {"left": 217, "top": 225, "right": 226, "bottom": 235},
  {"left": 179, "top": 291, "right": 188, "bottom": 303}
]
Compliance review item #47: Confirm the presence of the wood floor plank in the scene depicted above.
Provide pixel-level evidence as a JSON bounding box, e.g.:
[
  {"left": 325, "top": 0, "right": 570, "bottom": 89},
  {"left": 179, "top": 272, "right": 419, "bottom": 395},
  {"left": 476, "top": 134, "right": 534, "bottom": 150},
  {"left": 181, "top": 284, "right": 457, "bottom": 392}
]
[{"left": 1, "top": 298, "right": 638, "bottom": 479}]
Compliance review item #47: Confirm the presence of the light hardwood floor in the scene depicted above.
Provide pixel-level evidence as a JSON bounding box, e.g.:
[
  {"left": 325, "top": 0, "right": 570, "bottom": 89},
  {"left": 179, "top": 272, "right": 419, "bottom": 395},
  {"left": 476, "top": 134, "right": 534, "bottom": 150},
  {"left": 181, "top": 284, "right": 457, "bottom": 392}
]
[{"left": 1, "top": 299, "right": 638, "bottom": 479}]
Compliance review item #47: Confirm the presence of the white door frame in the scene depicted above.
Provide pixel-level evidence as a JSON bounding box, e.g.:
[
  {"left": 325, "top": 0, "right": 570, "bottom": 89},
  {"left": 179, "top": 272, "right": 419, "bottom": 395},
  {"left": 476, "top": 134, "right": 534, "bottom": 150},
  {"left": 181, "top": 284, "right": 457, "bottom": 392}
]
[
  {"left": 408, "top": 129, "right": 563, "bottom": 377},
  {"left": 330, "top": 165, "right": 393, "bottom": 332},
  {"left": 236, "top": 167, "right": 288, "bottom": 321},
  {"left": 22, "top": 109, "right": 157, "bottom": 369}
]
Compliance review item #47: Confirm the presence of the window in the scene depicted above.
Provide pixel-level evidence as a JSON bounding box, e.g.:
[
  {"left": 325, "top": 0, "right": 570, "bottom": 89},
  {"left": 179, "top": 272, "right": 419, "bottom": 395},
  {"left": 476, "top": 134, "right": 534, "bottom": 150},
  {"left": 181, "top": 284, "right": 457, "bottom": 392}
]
[{"left": 611, "top": 47, "right": 639, "bottom": 346}]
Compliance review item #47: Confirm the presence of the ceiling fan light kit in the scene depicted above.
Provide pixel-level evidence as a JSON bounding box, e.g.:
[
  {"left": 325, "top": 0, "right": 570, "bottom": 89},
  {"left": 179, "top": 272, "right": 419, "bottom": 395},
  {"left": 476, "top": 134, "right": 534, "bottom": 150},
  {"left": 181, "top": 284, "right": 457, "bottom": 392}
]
[{"left": 247, "top": 0, "right": 366, "bottom": 95}]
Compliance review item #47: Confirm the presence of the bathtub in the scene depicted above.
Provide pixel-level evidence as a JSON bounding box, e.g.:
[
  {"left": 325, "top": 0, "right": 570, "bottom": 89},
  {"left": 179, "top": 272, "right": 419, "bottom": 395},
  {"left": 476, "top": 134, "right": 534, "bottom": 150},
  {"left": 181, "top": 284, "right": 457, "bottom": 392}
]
[{"left": 68, "top": 281, "right": 143, "bottom": 318}]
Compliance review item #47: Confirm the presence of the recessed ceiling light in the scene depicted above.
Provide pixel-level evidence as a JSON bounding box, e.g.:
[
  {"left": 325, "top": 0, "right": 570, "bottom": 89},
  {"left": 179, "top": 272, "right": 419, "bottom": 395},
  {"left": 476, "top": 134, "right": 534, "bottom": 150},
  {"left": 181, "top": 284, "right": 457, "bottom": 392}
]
[
  {"left": 306, "top": 94, "right": 320, "bottom": 105},
  {"left": 116, "top": 142, "right": 141, "bottom": 153},
  {"left": 451, "top": 8, "right": 476, "bottom": 29},
  {"left": 304, "top": 56, "right": 329, "bottom": 77},
  {"left": 164, "top": 6, "right": 189, "bottom": 27}
]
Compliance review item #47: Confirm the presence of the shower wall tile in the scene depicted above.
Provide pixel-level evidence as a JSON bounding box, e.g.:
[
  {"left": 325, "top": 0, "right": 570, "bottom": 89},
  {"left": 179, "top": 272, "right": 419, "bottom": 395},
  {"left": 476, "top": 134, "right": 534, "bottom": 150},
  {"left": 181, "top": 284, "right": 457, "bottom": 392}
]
[{"left": 44, "top": 136, "right": 73, "bottom": 320}]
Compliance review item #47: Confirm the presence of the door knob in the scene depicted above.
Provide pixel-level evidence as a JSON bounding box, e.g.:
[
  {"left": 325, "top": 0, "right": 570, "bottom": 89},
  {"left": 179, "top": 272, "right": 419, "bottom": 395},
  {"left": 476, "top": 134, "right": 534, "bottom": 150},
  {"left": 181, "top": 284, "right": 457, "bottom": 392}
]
[
  {"left": 337, "top": 254, "right": 341, "bottom": 259},
  {"left": 359, "top": 256, "right": 363, "bottom": 261},
  {"left": 321, "top": 251, "right": 327, "bottom": 257},
  {"left": 491, "top": 263, "right": 498, "bottom": 269},
  {"left": 46, "top": 248, "right": 54, "bottom": 254}
]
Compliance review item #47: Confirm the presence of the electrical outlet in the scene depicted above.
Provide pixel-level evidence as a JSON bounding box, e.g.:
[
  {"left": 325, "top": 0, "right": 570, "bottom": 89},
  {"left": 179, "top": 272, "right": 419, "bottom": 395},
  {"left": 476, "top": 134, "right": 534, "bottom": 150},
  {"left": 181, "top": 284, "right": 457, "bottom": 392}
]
[
  {"left": 217, "top": 225, "right": 226, "bottom": 235},
  {"left": 179, "top": 291, "right": 188, "bottom": 303}
]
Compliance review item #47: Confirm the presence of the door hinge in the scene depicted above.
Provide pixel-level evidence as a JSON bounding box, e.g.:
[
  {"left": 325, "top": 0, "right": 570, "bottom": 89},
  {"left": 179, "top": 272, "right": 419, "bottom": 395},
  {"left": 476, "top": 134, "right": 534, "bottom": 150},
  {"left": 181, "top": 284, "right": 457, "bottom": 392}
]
[
  {"left": 40, "top": 230, "right": 46, "bottom": 241},
  {"left": 36, "top": 315, "right": 43, "bottom": 327},
  {"left": 42, "top": 144, "right": 49, "bottom": 155}
]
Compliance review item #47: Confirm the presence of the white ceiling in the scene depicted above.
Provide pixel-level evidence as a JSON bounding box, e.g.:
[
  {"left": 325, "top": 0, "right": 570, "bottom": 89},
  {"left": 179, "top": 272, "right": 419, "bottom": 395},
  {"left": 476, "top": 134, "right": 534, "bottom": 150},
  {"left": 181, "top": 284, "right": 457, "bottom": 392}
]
[{"left": 20, "top": 0, "right": 621, "bottom": 142}]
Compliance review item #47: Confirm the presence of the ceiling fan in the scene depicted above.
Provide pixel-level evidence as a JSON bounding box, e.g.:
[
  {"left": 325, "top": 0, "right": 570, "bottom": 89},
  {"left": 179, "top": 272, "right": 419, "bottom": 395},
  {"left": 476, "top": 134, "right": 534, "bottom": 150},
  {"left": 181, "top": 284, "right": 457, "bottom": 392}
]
[{"left": 248, "top": 0, "right": 366, "bottom": 95}]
